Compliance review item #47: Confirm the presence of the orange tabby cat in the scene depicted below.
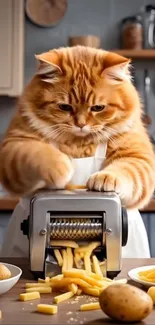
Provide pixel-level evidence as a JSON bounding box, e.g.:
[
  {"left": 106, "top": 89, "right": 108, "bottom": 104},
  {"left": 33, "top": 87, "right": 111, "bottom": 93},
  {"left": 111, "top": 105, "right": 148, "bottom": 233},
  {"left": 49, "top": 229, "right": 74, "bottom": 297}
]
[{"left": 0, "top": 46, "right": 154, "bottom": 209}]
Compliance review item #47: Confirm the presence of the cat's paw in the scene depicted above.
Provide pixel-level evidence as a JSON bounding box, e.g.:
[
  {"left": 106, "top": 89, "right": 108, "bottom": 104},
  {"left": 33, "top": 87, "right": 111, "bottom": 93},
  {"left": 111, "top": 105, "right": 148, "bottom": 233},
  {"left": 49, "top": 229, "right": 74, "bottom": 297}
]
[
  {"left": 87, "top": 170, "right": 133, "bottom": 201},
  {"left": 42, "top": 152, "right": 74, "bottom": 189},
  {"left": 52, "top": 154, "right": 74, "bottom": 189}
]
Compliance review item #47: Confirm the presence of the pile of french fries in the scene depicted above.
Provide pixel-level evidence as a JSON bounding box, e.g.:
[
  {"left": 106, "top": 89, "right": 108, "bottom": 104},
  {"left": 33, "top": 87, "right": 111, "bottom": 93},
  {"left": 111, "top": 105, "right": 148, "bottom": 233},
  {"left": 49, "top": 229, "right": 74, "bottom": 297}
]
[
  {"left": 19, "top": 240, "right": 127, "bottom": 314},
  {"left": 51, "top": 240, "right": 106, "bottom": 274},
  {"left": 138, "top": 268, "right": 155, "bottom": 283}
]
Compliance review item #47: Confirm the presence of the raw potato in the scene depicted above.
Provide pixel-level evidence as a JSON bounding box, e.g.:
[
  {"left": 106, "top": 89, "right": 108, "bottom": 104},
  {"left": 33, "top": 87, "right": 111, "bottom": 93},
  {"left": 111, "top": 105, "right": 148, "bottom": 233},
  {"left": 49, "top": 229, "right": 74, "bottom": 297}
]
[
  {"left": 99, "top": 284, "right": 153, "bottom": 322},
  {"left": 0, "top": 264, "right": 11, "bottom": 280}
]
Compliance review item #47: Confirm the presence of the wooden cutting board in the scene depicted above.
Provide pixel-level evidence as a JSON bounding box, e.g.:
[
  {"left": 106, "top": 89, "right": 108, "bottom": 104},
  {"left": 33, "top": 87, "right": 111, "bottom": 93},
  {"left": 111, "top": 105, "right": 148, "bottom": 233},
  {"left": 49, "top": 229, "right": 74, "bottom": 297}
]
[{"left": 26, "top": 0, "right": 67, "bottom": 27}]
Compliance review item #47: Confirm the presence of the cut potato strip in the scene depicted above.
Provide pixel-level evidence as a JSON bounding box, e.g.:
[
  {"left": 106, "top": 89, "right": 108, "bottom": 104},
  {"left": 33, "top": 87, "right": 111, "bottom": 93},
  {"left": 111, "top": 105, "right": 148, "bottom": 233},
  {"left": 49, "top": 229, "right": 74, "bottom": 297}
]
[
  {"left": 148, "top": 287, "right": 155, "bottom": 303},
  {"left": 26, "top": 287, "right": 52, "bottom": 294},
  {"left": 50, "top": 277, "right": 90, "bottom": 290},
  {"left": 63, "top": 268, "right": 86, "bottom": 276},
  {"left": 63, "top": 270, "right": 102, "bottom": 288},
  {"left": 54, "top": 249, "right": 63, "bottom": 267},
  {"left": 68, "top": 283, "right": 78, "bottom": 294},
  {"left": 50, "top": 278, "right": 72, "bottom": 289},
  {"left": 100, "top": 264, "right": 106, "bottom": 276},
  {"left": 50, "top": 274, "right": 64, "bottom": 281},
  {"left": 92, "top": 255, "right": 102, "bottom": 276},
  {"left": 139, "top": 269, "right": 155, "bottom": 276},
  {"left": 25, "top": 283, "right": 50, "bottom": 288},
  {"left": 0, "top": 311, "right": 2, "bottom": 319},
  {"left": 83, "top": 287, "right": 100, "bottom": 297},
  {"left": 62, "top": 249, "right": 68, "bottom": 272},
  {"left": 83, "top": 275, "right": 103, "bottom": 288},
  {"left": 74, "top": 253, "right": 82, "bottom": 269},
  {"left": 18, "top": 240, "right": 119, "bottom": 317},
  {"left": 79, "top": 252, "right": 84, "bottom": 258},
  {"left": 38, "top": 277, "right": 50, "bottom": 283},
  {"left": 38, "top": 278, "right": 46, "bottom": 283},
  {"left": 90, "top": 272, "right": 103, "bottom": 280},
  {"left": 77, "top": 288, "right": 82, "bottom": 295},
  {"left": 75, "top": 242, "right": 100, "bottom": 254},
  {"left": 87, "top": 242, "right": 101, "bottom": 255},
  {"left": 19, "top": 292, "right": 40, "bottom": 301},
  {"left": 65, "top": 184, "right": 87, "bottom": 190},
  {"left": 51, "top": 240, "right": 79, "bottom": 249},
  {"left": 80, "top": 302, "right": 100, "bottom": 311},
  {"left": 54, "top": 291, "right": 74, "bottom": 304},
  {"left": 70, "top": 278, "right": 91, "bottom": 289},
  {"left": 37, "top": 304, "right": 57, "bottom": 315},
  {"left": 84, "top": 252, "right": 91, "bottom": 274},
  {"left": 139, "top": 276, "right": 155, "bottom": 283},
  {"left": 145, "top": 272, "right": 155, "bottom": 280},
  {"left": 66, "top": 247, "right": 73, "bottom": 269}
]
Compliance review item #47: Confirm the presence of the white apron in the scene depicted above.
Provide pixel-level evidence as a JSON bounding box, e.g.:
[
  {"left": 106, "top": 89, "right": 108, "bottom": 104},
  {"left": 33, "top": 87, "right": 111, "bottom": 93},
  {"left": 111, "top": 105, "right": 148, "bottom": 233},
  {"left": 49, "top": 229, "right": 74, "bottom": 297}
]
[{"left": 0, "top": 143, "right": 150, "bottom": 258}]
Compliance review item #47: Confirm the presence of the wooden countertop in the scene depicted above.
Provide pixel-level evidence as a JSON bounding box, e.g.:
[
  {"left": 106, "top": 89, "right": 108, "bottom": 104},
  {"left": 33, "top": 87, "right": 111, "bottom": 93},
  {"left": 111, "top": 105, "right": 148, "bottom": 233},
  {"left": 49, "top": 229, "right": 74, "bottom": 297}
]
[
  {"left": 0, "top": 195, "right": 155, "bottom": 212},
  {"left": 0, "top": 258, "right": 155, "bottom": 324},
  {"left": 0, "top": 195, "right": 18, "bottom": 210}
]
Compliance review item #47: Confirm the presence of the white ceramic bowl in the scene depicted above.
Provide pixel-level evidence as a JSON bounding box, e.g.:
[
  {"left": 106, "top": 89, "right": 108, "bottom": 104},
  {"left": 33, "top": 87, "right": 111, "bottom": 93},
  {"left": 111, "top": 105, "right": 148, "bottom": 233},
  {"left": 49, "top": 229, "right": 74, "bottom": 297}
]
[
  {"left": 128, "top": 265, "right": 155, "bottom": 288},
  {"left": 0, "top": 263, "right": 22, "bottom": 295}
]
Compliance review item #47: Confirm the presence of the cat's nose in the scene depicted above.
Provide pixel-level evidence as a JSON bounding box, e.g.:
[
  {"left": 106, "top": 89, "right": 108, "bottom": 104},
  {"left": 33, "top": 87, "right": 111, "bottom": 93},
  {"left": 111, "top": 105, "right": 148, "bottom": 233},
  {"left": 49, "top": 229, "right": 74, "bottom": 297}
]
[{"left": 77, "top": 122, "right": 86, "bottom": 129}]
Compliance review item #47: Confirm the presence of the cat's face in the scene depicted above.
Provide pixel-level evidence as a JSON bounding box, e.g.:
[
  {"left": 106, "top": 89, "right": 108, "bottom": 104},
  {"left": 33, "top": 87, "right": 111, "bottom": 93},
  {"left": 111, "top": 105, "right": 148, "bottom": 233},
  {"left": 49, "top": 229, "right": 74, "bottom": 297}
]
[{"left": 25, "top": 46, "right": 140, "bottom": 142}]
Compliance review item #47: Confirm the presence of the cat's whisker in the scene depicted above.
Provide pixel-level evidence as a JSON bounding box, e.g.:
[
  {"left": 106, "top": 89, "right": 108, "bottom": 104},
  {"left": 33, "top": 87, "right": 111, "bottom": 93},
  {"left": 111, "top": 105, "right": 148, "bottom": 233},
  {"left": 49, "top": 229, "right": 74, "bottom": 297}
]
[
  {"left": 96, "top": 130, "right": 117, "bottom": 146},
  {"left": 44, "top": 125, "right": 72, "bottom": 138},
  {"left": 52, "top": 129, "right": 66, "bottom": 141},
  {"left": 45, "top": 125, "right": 73, "bottom": 141},
  {"left": 43, "top": 126, "right": 67, "bottom": 138},
  {"left": 103, "top": 133, "right": 121, "bottom": 148},
  {"left": 90, "top": 131, "right": 98, "bottom": 143},
  {"left": 92, "top": 125, "right": 119, "bottom": 138},
  {"left": 92, "top": 130, "right": 104, "bottom": 143},
  {"left": 49, "top": 124, "right": 73, "bottom": 130}
]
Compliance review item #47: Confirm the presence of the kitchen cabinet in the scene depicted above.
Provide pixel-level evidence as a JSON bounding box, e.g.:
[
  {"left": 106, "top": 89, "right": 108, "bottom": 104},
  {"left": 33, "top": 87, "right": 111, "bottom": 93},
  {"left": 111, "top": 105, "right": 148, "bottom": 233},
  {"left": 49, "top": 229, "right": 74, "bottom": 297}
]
[{"left": 0, "top": 0, "right": 24, "bottom": 96}]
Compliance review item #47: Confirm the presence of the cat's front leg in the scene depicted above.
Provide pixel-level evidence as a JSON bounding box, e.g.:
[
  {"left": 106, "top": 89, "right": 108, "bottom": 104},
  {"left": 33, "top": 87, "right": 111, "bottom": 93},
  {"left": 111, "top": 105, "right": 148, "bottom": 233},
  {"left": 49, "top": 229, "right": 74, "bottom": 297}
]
[
  {"left": 87, "top": 168, "right": 134, "bottom": 206},
  {"left": 0, "top": 140, "right": 74, "bottom": 195},
  {"left": 87, "top": 157, "right": 155, "bottom": 209}
]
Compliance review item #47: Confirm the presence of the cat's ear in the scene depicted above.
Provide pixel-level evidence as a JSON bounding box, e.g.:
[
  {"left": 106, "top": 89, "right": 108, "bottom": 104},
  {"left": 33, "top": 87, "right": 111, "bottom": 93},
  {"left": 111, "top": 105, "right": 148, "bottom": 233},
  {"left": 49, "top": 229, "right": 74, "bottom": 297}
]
[
  {"left": 35, "top": 51, "right": 62, "bottom": 83},
  {"left": 103, "top": 52, "right": 131, "bottom": 84}
]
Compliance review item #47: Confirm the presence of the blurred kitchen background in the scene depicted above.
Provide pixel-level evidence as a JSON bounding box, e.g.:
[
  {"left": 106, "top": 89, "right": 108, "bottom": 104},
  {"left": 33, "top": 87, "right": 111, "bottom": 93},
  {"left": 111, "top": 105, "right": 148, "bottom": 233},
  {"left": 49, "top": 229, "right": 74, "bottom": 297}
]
[{"left": 1, "top": 0, "right": 155, "bottom": 254}]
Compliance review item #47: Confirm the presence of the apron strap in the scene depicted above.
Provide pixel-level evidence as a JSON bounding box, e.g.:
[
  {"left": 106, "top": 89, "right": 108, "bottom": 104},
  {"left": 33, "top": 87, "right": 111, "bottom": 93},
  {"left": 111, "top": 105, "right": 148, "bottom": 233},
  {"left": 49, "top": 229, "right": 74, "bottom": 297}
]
[{"left": 95, "top": 143, "right": 107, "bottom": 158}]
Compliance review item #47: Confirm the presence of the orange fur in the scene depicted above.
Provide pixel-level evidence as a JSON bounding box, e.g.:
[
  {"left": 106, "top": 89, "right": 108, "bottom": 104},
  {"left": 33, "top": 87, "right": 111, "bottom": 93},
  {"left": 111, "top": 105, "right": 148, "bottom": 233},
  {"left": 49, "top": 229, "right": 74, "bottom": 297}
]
[{"left": 0, "top": 46, "right": 154, "bottom": 209}]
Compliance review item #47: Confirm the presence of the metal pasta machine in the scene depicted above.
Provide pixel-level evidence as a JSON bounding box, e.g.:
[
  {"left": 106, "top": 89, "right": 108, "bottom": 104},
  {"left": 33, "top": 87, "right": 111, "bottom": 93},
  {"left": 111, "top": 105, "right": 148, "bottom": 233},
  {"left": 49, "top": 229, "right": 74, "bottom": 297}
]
[{"left": 21, "top": 190, "right": 128, "bottom": 279}]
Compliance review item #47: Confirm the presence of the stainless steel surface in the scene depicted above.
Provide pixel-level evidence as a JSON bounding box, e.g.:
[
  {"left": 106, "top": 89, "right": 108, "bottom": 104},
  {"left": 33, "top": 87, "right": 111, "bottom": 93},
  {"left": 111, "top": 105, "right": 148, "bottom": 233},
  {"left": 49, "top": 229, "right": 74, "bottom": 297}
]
[
  {"left": 50, "top": 218, "right": 102, "bottom": 240},
  {"left": 28, "top": 190, "right": 123, "bottom": 275},
  {"left": 105, "top": 228, "right": 112, "bottom": 234},
  {"left": 40, "top": 229, "right": 47, "bottom": 235},
  {"left": 104, "top": 193, "right": 122, "bottom": 272},
  {"left": 29, "top": 209, "right": 50, "bottom": 272}
]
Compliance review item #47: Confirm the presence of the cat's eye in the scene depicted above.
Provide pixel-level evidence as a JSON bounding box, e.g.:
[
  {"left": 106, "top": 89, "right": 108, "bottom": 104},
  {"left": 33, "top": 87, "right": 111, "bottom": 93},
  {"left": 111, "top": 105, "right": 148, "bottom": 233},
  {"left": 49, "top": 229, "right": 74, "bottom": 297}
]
[
  {"left": 91, "top": 105, "right": 105, "bottom": 112},
  {"left": 59, "top": 104, "right": 73, "bottom": 112}
]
